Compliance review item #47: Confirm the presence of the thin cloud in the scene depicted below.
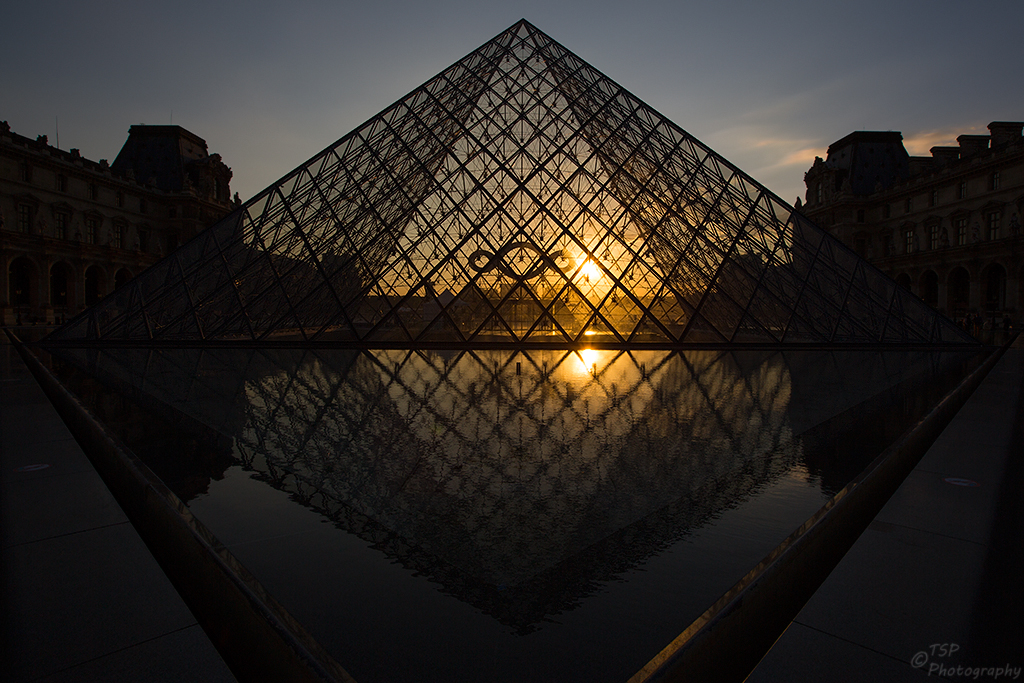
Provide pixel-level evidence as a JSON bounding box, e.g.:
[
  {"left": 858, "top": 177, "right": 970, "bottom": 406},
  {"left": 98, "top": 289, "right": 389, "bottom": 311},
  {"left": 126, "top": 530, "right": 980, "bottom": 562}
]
[
  {"left": 750, "top": 145, "right": 822, "bottom": 202},
  {"left": 770, "top": 146, "right": 822, "bottom": 170},
  {"left": 710, "top": 127, "right": 824, "bottom": 170},
  {"left": 903, "top": 124, "right": 986, "bottom": 155},
  {"left": 699, "top": 127, "right": 825, "bottom": 202}
]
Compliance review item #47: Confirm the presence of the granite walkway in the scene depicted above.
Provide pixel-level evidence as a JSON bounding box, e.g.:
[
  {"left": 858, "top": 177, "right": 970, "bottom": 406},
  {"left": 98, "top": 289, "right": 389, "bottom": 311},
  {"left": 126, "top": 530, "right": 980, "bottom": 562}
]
[
  {"left": 747, "top": 339, "right": 1024, "bottom": 682},
  {"left": 1, "top": 332, "right": 236, "bottom": 682}
]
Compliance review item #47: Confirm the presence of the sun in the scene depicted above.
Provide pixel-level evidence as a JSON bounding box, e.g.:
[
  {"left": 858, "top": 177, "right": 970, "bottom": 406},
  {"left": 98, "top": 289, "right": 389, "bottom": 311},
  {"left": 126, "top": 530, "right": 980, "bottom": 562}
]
[
  {"left": 575, "top": 348, "right": 600, "bottom": 374},
  {"left": 579, "top": 258, "right": 601, "bottom": 282}
]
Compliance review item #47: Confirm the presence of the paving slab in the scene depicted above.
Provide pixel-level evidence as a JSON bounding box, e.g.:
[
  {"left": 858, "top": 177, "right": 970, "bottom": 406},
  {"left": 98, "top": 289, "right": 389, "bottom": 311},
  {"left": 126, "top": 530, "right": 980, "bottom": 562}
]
[
  {"left": 747, "top": 348, "right": 1024, "bottom": 681},
  {"left": 4, "top": 523, "right": 203, "bottom": 680},
  {"left": 31, "top": 624, "right": 237, "bottom": 683},
  {"left": 788, "top": 520, "right": 986, "bottom": 662},
  {"left": 753, "top": 622, "right": 930, "bottom": 683},
  {"left": 2, "top": 470, "right": 129, "bottom": 546},
  {"left": 872, "top": 469, "right": 1001, "bottom": 546},
  {"left": 1, "top": 334, "right": 236, "bottom": 683},
  {"left": 0, "top": 436, "right": 98, "bottom": 483}
]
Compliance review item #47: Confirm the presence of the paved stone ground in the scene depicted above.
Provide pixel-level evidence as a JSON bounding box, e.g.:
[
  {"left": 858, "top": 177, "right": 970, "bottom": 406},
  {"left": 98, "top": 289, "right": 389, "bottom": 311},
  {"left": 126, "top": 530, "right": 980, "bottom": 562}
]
[
  {"left": 1, "top": 332, "right": 236, "bottom": 683},
  {"left": 747, "top": 339, "right": 1024, "bottom": 682}
]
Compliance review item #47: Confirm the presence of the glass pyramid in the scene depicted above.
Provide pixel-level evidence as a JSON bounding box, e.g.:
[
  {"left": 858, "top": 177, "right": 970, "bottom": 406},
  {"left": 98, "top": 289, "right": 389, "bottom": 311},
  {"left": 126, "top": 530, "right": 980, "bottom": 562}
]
[{"left": 49, "top": 20, "right": 974, "bottom": 346}]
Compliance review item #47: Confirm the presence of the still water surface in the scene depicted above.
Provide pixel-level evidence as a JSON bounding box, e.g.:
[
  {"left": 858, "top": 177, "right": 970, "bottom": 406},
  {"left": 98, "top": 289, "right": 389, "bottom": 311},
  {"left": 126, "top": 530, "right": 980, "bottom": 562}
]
[{"left": 45, "top": 346, "right": 980, "bottom": 682}]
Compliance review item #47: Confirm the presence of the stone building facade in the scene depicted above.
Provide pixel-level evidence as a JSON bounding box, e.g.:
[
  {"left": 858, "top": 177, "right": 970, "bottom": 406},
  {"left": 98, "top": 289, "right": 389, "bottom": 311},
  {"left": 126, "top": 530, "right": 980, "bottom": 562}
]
[
  {"left": 1, "top": 122, "right": 236, "bottom": 324},
  {"left": 799, "top": 121, "right": 1024, "bottom": 324}
]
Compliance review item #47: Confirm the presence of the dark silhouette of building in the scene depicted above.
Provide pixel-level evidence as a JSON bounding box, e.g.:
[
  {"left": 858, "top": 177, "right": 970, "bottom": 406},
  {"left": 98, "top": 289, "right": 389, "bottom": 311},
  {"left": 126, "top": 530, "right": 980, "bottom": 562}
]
[
  {"left": 1, "top": 121, "right": 236, "bottom": 324},
  {"left": 799, "top": 122, "right": 1024, "bottom": 324}
]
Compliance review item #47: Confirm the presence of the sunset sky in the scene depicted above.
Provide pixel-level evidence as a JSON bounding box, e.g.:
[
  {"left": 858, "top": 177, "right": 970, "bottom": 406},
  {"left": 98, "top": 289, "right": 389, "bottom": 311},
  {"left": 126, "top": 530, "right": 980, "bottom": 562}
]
[{"left": 3, "top": 0, "right": 1020, "bottom": 206}]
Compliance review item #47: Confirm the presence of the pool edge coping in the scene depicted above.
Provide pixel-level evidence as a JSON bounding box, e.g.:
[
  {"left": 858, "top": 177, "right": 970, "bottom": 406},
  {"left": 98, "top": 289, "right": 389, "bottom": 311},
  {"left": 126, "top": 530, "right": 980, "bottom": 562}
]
[
  {"left": 6, "top": 329, "right": 356, "bottom": 683},
  {"left": 629, "top": 336, "right": 1014, "bottom": 683}
]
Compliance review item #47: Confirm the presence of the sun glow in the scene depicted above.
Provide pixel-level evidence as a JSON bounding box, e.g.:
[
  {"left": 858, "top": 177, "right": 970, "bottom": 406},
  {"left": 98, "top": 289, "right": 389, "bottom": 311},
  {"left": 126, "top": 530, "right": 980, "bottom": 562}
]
[
  {"left": 579, "top": 258, "right": 601, "bottom": 282},
  {"left": 576, "top": 348, "right": 600, "bottom": 375}
]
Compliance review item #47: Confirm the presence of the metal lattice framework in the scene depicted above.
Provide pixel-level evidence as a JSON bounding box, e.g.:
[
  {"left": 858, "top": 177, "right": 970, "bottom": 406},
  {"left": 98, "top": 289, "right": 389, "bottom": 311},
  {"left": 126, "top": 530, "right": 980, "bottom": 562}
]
[{"left": 50, "top": 20, "right": 973, "bottom": 346}]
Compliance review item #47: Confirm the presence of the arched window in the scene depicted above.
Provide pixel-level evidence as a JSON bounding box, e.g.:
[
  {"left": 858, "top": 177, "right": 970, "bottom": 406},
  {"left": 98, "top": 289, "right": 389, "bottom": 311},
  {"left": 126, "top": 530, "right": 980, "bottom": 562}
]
[{"left": 114, "top": 268, "right": 132, "bottom": 291}]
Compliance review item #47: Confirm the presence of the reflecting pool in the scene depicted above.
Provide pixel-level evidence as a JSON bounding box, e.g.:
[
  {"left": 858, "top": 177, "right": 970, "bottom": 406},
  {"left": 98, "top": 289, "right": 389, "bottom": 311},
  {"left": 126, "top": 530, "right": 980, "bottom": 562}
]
[{"left": 45, "top": 346, "right": 982, "bottom": 682}]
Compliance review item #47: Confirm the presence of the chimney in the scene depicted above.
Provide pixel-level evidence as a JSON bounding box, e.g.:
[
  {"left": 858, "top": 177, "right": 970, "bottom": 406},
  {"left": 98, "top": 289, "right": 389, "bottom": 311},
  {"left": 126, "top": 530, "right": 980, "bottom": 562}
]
[
  {"left": 988, "top": 121, "right": 1023, "bottom": 147},
  {"left": 957, "top": 134, "right": 989, "bottom": 157},
  {"left": 907, "top": 156, "right": 936, "bottom": 177},
  {"left": 930, "top": 146, "right": 960, "bottom": 165}
]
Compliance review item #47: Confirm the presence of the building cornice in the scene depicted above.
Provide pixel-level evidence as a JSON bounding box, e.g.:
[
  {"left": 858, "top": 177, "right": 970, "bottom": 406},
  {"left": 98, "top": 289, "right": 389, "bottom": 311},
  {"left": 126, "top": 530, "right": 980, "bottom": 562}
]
[{"left": 1, "top": 121, "right": 234, "bottom": 209}]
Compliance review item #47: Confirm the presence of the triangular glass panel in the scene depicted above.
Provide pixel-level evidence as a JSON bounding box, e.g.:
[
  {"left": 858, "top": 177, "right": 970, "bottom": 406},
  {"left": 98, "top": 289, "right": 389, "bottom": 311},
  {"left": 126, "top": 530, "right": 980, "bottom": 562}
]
[
  {"left": 418, "top": 311, "right": 465, "bottom": 342},
  {"left": 629, "top": 314, "right": 671, "bottom": 343},
  {"left": 781, "top": 313, "right": 818, "bottom": 343},
  {"left": 732, "top": 313, "right": 778, "bottom": 343},
  {"left": 680, "top": 312, "right": 728, "bottom": 343},
  {"left": 365, "top": 307, "right": 414, "bottom": 344},
  {"left": 516, "top": 308, "right": 557, "bottom": 341},
  {"left": 576, "top": 312, "right": 619, "bottom": 343}
]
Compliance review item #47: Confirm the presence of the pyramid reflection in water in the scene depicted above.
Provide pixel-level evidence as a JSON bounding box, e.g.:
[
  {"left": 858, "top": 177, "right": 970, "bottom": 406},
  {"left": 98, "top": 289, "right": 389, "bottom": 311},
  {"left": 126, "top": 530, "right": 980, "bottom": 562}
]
[
  {"left": 50, "top": 344, "right": 969, "bottom": 631},
  {"left": 50, "top": 21, "right": 972, "bottom": 345},
  {"left": 51, "top": 345, "right": 802, "bottom": 630}
]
